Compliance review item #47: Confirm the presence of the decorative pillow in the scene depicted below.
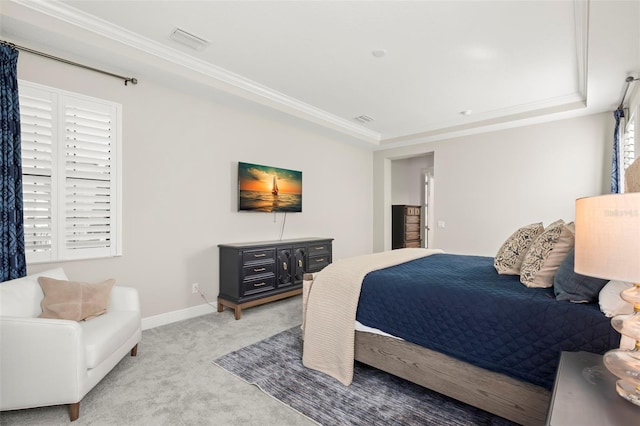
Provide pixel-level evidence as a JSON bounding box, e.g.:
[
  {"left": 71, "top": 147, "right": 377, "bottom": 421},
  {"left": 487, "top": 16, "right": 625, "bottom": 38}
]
[
  {"left": 599, "top": 280, "right": 634, "bottom": 317},
  {"left": 493, "top": 222, "right": 544, "bottom": 275},
  {"left": 38, "top": 277, "right": 115, "bottom": 321},
  {"left": 553, "top": 248, "right": 609, "bottom": 303},
  {"left": 520, "top": 221, "right": 575, "bottom": 288}
]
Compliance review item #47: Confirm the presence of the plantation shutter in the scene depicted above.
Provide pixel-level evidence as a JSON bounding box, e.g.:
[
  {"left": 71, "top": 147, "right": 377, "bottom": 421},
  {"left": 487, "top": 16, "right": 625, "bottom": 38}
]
[
  {"left": 19, "top": 86, "right": 56, "bottom": 262},
  {"left": 61, "top": 96, "right": 117, "bottom": 259},
  {"left": 19, "top": 81, "right": 121, "bottom": 263},
  {"left": 622, "top": 119, "right": 636, "bottom": 171}
]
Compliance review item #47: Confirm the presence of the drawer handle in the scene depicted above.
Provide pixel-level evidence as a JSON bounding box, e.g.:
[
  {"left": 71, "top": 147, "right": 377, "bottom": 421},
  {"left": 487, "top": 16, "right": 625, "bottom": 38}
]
[
  {"left": 253, "top": 267, "right": 266, "bottom": 272},
  {"left": 254, "top": 282, "right": 267, "bottom": 287},
  {"left": 315, "top": 258, "right": 326, "bottom": 263},
  {"left": 253, "top": 253, "right": 267, "bottom": 258},
  {"left": 298, "top": 259, "right": 303, "bottom": 268},
  {"left": 282, "top": 262, "right": 288, "bottom": 271},
  {"left": 315, "top": 246, "right": 325, "bottom": 250}
]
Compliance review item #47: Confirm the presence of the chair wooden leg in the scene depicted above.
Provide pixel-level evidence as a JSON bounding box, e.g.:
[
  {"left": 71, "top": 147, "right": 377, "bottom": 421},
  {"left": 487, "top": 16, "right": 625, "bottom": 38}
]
[
  {"left": 68, "top": 402, "right": 80, "bottom": 421},
  {"left": 130, "top": 344, "right": 138, "bottom": 357}
]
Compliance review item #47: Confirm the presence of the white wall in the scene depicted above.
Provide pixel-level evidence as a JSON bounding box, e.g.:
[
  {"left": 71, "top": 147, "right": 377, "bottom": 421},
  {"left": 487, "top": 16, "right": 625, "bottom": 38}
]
[
  {"left": 17, "top": 52, "right": 374, "bottom": 319},
  {"left": 391, "top": 155, "right": 433, "bottom": 205},
  {"left": 374, "top": 113, "right": 614, "bottom": 255}
]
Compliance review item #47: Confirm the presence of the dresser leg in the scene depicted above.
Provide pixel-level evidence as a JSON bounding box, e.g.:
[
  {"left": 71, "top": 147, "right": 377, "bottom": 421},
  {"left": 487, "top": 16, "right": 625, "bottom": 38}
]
[
  {"left": 234, "top": 306, "right": 242, "bottom": 320},
  {"left": 217, "top": 300, "right": 223, "bottom": 313}
]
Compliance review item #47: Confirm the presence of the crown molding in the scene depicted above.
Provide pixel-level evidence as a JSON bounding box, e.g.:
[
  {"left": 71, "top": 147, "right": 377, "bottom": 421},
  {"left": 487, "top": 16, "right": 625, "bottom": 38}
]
[
  {"left": 381, "top": 92, "right": 586, "bottom": 145},
  {"left": 11, "top": 0, "right": 382, "bottom": 145},
  {"left": 574, "top": 0, "right": 589, "bottom": 102},
  {"left": 376, "top": 99, "right": 590, "bottom": 151},
  {"left": 11, "top": 0, "right": 590, "bottom": 149}
]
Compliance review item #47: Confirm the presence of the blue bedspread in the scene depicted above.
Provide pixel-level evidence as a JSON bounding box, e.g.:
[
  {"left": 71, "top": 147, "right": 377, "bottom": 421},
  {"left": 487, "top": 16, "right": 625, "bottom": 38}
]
[{"left": 355, "top": 253, "right": 620, "bottom": 390}]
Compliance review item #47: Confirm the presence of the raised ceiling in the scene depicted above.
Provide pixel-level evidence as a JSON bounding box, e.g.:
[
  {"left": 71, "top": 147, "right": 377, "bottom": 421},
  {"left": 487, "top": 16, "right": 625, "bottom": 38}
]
[{"left": 1, "top": 0, "right": 639, "bottom": 148}]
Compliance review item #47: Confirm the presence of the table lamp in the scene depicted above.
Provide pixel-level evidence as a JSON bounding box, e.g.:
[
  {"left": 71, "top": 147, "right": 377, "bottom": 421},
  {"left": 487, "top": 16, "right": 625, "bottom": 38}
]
[{"left": 575, "top": 192, "right": 640, "bottom": 405}]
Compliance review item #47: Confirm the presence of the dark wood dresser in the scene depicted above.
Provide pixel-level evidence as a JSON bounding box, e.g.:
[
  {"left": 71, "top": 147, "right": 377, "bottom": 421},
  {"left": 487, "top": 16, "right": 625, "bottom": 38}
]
[
  {"left": 218, "top": 237, "right": 333, "bottom": 319},
  {"left": 392, "top": 205, "right": 422, "bottom": 249}
]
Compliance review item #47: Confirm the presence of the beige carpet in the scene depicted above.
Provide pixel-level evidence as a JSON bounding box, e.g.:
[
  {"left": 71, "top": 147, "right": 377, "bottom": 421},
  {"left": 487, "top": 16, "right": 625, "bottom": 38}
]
[{"left": 0, "top": 296, "right": 314, "bottom": 426}]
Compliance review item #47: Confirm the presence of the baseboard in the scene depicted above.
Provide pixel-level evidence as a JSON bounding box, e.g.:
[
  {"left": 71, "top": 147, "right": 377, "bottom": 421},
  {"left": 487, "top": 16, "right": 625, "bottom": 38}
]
[{"left": 141, "top": 303, "right": 216, "bottom": 330}]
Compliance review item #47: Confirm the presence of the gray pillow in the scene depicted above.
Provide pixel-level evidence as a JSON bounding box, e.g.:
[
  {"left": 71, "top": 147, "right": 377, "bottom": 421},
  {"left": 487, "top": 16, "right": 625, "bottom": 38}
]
[{"left": 554, "top": 249, "right": 609, "bottom": 303}]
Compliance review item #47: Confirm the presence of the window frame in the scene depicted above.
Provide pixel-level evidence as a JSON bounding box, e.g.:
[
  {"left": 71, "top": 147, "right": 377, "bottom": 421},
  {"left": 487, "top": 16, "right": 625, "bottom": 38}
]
[{"left": 19, "top": 80, "right": 123, "bottom": 264}]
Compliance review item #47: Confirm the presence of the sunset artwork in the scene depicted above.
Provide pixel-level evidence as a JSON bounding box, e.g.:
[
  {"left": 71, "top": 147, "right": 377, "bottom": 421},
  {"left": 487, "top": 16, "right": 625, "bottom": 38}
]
[{"left": 238, "top": 162, "right": 302, "bottom": 212}]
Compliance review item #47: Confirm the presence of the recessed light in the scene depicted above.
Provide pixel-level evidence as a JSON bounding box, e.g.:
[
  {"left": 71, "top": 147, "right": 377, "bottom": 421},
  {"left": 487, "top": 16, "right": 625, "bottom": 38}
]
[
  {"left": 371, "top": 49, "right": 387, "bottom": 58},
  {"left": 169, "top": 28, "right": 210, "bottom": 51}
]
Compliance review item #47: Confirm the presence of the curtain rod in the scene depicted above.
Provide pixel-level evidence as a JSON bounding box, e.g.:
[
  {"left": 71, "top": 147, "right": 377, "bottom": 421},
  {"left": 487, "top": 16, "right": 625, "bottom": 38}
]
[
  {"left": 1, "top": 40, "right": 138, "bottom": 86},
  {"left": 619, "top": 76, "right": 639, "bottom": 109}
]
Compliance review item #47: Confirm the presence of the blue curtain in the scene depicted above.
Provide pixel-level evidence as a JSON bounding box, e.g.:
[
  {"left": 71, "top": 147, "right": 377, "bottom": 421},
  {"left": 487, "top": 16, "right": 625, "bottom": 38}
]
[
  {"left": 0, "top": 43, "right": 26, "bottom": 282},
  {"left": 611, "top": 107, "right": 625, "bottom": 193}
]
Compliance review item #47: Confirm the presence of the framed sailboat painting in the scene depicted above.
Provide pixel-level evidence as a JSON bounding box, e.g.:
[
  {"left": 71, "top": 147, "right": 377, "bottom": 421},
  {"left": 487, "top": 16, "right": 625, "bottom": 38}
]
[{"left": 238, "top": 162, "right": 302, "bottom": 212}]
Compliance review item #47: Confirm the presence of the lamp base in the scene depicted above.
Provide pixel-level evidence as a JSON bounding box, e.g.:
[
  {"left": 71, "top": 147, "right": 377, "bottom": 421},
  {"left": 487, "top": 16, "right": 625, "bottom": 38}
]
[{"left": 615, "top": 380, "right": 640, "bottom": 406}]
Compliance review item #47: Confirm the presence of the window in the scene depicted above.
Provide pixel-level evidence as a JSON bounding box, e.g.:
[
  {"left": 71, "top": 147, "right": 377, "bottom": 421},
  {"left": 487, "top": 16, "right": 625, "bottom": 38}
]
[
  {"left": 19, "top": 81, "right": 122, "bottom": 263},
  {"left": 619, "top": 111, "right": 637, "bottom": 193},
  {"left": 622, "top": 118, "right": 636, "bottom": 171}
]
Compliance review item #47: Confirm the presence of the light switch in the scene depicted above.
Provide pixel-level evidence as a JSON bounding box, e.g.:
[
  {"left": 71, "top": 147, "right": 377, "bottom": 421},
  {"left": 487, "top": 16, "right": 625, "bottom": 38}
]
[{"left": 437, "top": 221, "right": 446, "bottom": 228}]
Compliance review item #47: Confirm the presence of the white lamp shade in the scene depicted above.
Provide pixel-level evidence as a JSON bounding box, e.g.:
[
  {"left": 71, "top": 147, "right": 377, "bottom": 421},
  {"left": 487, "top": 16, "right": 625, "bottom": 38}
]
[{"left": 574, "top": 193, "right": 640, "bottom": 283}]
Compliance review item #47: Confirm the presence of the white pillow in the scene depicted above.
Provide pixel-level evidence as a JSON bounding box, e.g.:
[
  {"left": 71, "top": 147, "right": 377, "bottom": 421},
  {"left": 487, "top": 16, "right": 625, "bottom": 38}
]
[{"left": 598, "top": 280, "right": 634, "bottom": 318}]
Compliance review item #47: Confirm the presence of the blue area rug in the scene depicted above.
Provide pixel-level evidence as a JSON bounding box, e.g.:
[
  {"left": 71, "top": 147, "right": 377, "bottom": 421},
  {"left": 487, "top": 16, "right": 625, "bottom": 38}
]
[{"left": 213, "top": 327, "right": 517, "bottom": 426}]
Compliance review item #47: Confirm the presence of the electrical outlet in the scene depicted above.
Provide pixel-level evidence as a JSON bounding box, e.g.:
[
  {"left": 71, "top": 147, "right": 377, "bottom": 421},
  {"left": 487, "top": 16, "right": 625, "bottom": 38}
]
[{"left": 191, "top": 283, "right": 199, "bottom": 294}]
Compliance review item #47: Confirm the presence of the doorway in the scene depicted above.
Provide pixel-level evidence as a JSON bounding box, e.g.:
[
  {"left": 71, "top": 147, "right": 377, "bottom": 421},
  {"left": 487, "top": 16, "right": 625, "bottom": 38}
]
[{"left": 390, "top": 154, "right": 434, "bottom": 248}]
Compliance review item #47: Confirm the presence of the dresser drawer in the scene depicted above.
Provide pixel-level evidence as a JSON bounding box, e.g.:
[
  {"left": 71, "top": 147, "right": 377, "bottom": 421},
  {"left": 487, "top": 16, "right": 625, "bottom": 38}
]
[
  {"left": 308, "top": 242, "right": 331, "bottom": 256},
  {"left": 243, "top": 262, "right": 276, "bottom": 280},
  {"left": 405, "top": 215, "right": 420, "bottom": 224},
  {"left": 403, "top": 241, "right": 422, "bottom": 248},
  {"left": 242, "top": 248, "right": 276, "bottom": 265},
  {"left": 405, "top": 223, "right": 420, "bottom": 232},
  {"left": 405, "top": 231, "right": 420, "bottom": 241},
  {"left": 243, "top": 276, "right": 276, "bottom": 296},
  {"left": 308, "top": 255, "right": 331, "bottom": 272}
]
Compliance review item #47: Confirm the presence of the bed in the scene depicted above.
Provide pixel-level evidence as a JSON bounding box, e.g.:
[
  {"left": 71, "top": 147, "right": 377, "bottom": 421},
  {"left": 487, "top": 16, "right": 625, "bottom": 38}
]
[
  {"left": 302, "top": 249, "right": 620, "bottom": 426},
  {"left": 302, "top": 161, "right": 639, "bottom": 426}
]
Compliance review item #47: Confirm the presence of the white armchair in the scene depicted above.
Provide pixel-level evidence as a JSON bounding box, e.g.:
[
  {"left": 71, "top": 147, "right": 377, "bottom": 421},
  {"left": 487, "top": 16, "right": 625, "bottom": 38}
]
[{"left": 0, "top": 268, "right": 141, "bottom": 421}]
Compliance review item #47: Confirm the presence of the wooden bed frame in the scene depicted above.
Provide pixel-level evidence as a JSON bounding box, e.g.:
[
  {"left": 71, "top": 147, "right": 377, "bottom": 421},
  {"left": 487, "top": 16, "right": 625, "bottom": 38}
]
[
  {"left": 354, "top": 330, "right": 551, "bottom": 426},
  {"left": 302, "top": 269, "right": 553, "bottom": 426},
  {"left": 303, "top": 165, "right": 640, "bottom": 426}
]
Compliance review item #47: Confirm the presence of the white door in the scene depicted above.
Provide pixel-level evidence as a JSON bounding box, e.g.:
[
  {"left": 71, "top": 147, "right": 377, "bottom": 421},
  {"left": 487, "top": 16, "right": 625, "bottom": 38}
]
[{"left": 423, "top": 173, "right": 434, "bottom": 248}]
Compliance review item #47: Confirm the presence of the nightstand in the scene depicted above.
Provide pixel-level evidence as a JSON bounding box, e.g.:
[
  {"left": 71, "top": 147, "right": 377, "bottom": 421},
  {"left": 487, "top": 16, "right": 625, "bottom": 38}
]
[{"left": 545, "top": 351, "right": 639, "bottom": 425}]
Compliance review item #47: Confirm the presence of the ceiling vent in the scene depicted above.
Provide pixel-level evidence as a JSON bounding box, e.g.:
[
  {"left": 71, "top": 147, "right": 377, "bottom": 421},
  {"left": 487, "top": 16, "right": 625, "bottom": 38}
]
[
  {"left": 353, "top": 115, "right": 374, "bottom": 124},
  {"left": 169, "top": 28, "right": 210, "bottom": 51}
]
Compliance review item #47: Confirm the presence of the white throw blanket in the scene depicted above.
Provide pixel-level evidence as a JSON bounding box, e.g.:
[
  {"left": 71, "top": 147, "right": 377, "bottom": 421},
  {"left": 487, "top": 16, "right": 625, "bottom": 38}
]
[{"left": 302, "top": 248, "right": 443, "bottom": 385}]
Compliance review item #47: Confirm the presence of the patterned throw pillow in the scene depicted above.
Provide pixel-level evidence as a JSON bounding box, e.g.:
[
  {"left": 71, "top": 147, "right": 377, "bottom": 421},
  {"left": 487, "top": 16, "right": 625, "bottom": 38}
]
[
  {"left": 520, "top": 221, "right": 575, "bottom": 288},
  {"left": 494, "top": 222, "right": 544, "bottom": 275}
]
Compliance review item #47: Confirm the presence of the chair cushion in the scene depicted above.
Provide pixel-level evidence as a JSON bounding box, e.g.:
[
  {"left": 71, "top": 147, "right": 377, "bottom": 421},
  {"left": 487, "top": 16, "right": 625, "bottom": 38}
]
[
  {"left": 80, "top": 310, "right": 141, "bottom": 368},
  {"left": 0, "top": 268, "right": 68, "bottom": 318},
  {"left": 38, "top": 277, "right": 115, "bottom": 321}
]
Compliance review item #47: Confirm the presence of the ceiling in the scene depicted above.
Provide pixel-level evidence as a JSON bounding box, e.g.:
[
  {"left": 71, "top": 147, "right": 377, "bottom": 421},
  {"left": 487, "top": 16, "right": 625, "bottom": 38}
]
[{"left": 1, "top": 0, "right": 639, "bottom": 148}]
